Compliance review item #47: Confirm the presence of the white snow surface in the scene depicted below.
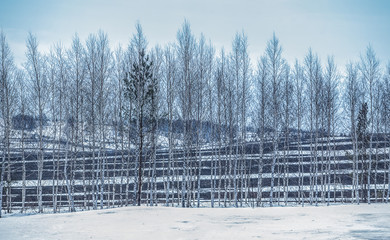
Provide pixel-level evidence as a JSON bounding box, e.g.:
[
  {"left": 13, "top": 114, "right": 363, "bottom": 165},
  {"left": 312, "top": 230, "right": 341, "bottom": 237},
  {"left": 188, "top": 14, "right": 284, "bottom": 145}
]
[{"left": 1, "top": 204, "right": 390, "bottom": 239}]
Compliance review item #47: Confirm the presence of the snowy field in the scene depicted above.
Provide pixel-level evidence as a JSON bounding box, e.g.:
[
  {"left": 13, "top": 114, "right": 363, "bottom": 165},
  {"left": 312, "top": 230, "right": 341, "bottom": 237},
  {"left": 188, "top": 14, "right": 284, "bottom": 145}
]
[{"left": 1, "top": 204, "right": 390, "bottom": 239}]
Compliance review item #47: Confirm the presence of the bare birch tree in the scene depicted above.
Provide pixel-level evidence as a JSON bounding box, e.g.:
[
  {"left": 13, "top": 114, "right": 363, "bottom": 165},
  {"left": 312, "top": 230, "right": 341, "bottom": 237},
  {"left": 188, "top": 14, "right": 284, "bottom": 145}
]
[
  {"left": 67, "top": 34, "right": 86, "bottom": 209},
  {"left": 292, "top": 60, "right": 305, "bottom": 206},
  {"left": 176, "top": 20, "right": 196, "bottom": 207},
  {"left": 359, "top": 45, "right": 380, "bottom": 204},
  {"left": 0, "top": 30, "right": 16, "bottom": 216},
  {"left": 255, "top": 56, "right": 269, "bottom": 206},
  {"left": 25, "top": 32, "right": 48, "bottom": 213},
  {"left": 344, "top": 62, "right": 361, "bottom": 204},
  {"left": 264, "top": 34, "right": 285, "bottom": 207},
  {"left": 323, "top": 56, "right": 339, "bottom": 205}
]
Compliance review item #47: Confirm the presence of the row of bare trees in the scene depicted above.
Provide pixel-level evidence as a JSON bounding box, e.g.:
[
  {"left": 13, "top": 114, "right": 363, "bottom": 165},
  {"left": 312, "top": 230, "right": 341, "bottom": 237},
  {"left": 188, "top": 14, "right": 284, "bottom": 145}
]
[{"left": 1, "top": 21, "right": 390, "bottom": 214}]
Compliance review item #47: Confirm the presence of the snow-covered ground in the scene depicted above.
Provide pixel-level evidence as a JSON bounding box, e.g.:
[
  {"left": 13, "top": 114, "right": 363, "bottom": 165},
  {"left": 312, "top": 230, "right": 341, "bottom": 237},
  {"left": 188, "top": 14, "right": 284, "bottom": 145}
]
[{"left": 1, "top": 204, "right": 390, "bottom": 239}]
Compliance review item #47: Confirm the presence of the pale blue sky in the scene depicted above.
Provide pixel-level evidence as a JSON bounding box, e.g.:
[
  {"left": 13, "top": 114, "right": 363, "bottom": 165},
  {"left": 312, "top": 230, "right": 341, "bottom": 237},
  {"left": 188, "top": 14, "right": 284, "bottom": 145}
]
[{"left": 1, "top": 0, "right": 390, "bottom": 70}]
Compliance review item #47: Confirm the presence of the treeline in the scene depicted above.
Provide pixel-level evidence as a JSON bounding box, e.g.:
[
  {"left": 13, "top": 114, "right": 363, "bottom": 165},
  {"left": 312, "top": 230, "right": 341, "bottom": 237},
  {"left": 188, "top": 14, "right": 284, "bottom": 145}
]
[{"left": 1, "top": 21, "right": 390, "bottom": 215}]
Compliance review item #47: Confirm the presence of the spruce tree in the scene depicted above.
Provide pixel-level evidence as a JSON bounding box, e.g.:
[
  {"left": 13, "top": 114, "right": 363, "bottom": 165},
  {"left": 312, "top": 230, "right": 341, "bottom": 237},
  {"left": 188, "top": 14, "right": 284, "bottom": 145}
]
[
  {"left": 357, "top": 102, "right": 368, "bottom": 202},
  {"left": 123, "top": 48, "right": 156, "bottom": 206}
]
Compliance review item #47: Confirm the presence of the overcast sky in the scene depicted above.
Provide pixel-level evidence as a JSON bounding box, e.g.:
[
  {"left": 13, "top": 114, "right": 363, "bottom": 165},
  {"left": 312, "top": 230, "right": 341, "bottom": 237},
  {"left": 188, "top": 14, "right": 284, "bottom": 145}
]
[{"left": 1, "top": 0, "right": 390, "bottom": 71}]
